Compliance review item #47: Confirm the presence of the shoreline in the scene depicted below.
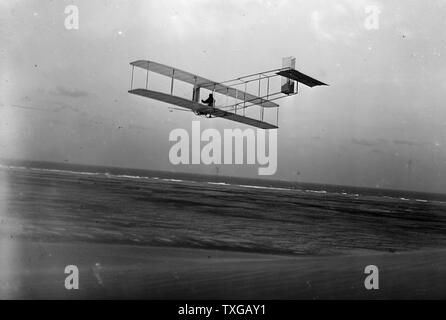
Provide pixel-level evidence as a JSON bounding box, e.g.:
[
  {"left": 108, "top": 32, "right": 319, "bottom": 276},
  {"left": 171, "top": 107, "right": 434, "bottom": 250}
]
[{"left": 2, "top": 159, "right": 446, "bottom": 201}]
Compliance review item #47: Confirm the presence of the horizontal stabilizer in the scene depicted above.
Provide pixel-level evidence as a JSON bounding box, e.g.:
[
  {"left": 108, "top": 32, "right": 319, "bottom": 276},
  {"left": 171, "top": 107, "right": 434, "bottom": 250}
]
[{"left": 276, "top": 69, "right": 328, "bottom": 87}]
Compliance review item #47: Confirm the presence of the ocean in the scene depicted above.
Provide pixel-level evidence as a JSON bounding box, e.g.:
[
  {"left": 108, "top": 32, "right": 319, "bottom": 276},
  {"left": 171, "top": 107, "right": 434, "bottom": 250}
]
[{"left": 1, "top": 159, "right": 446, "bottom": 256}]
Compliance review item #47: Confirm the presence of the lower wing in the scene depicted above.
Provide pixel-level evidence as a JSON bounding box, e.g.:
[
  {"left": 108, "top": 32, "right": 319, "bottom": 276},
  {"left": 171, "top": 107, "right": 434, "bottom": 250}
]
[{"left": 129, "top": 88, "right": 277, "bottom": 129}]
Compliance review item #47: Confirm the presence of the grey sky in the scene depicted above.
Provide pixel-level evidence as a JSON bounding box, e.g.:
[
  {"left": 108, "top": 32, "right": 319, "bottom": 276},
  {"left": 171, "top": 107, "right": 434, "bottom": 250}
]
[{"left": 1, "top": 0, "right": 445, "bottom": 193}]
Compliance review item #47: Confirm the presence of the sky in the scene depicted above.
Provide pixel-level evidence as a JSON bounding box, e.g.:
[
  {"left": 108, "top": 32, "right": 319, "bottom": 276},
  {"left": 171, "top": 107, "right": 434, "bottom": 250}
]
[{"left": 1, "top": 0, "right": 445, "bottom": 193}]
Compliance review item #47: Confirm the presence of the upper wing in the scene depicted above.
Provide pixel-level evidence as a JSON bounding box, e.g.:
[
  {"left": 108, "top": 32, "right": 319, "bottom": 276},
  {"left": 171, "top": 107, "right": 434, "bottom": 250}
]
[
  {"left": 130, "top": 60, "right": 278, "bottom": 108},
  {"left": 131, "top": 60, "right": 212, "bottom": 87},
  {"left": 276, "top": 69, "right": 328, "bottom": 87},
  {"left": 128, "top": 88, "right": 277, "bottom": 129}
]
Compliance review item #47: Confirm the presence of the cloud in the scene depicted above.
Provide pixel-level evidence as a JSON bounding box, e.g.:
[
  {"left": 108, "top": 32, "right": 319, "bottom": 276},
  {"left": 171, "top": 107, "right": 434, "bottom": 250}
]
[
  {"left": 351, "top": 137, "right": 381, "bottom": 147},
  {"left": 311, "top": 11, "right": 335, "bottom": 42},
  {"left": 128, "top": 124, "right": 150, "bottom": 131},
  {"left": 392, "top": 139, "right": 420, "bottom": 147},
  {"left": 51, "top": 86, "right": 90, "bottom": 98},
  {"left": 310, "top": 1, "right": 377, "bottom": 43},
  {"left": 353, "top": 138, "right": 428, "bottom": 149},
  {"left": 9, "top": 104, "right": 47, "bottom": 112},
  {"left": 52, "top": 103, "right": 80, "bottom": 113}
]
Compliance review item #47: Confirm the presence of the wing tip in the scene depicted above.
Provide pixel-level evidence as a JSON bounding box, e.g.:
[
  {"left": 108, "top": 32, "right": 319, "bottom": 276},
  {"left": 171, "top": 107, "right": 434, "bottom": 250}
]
[{"left": 129, "top": 60, "right": 151, "bottom": 66}]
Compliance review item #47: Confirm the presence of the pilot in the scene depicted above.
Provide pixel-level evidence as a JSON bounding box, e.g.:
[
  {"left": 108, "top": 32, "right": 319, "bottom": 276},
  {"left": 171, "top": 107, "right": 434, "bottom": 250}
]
[{"left": 201, "top": 94, "right": 215, "bottom": 107}]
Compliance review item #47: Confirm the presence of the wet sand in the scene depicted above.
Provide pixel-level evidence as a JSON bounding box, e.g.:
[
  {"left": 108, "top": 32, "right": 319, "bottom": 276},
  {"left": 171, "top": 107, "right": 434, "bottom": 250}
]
[{"left": 1, "top": 239, "right": 445, "bottom": 299}]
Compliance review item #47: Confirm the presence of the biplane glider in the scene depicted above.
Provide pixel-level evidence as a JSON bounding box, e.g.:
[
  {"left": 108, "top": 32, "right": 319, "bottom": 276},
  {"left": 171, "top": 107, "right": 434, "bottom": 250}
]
[{"left": 128, "top": 57, "right": 327, "bottom": 129}]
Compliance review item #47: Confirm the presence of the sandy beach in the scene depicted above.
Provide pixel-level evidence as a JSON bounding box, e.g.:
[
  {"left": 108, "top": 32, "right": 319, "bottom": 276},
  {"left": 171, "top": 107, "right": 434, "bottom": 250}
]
[
  {"left": 1, "top": 165, "right": 446, "bottom": 299},
  {"left": 1, "top": 239, "right": 445, "bottom": 299}
]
